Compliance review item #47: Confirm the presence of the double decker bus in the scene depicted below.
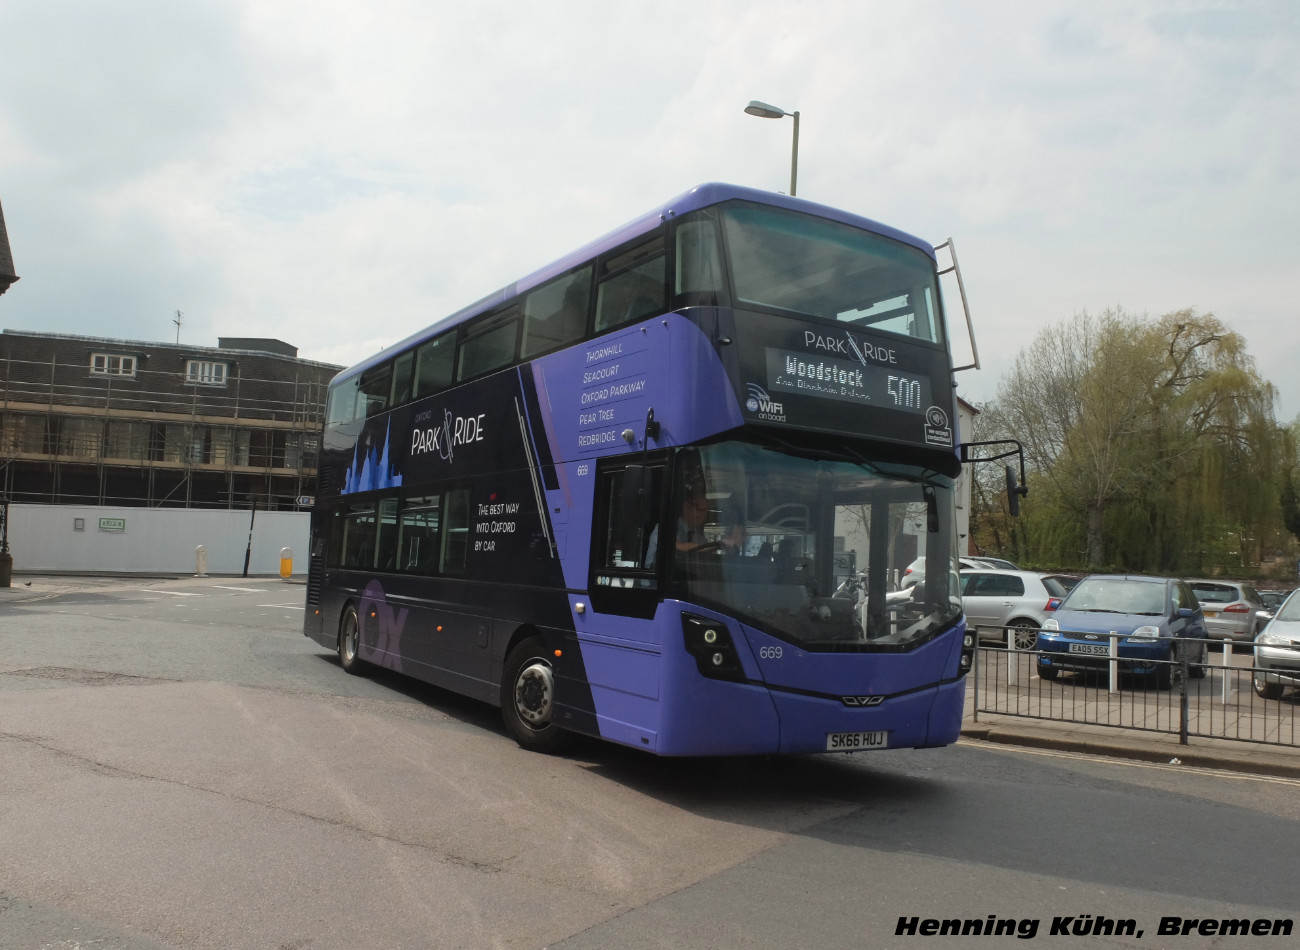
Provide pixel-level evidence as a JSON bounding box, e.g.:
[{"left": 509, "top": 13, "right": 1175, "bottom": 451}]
[{"left": 304, "top": 182, "right": 978, "bottom": 756}]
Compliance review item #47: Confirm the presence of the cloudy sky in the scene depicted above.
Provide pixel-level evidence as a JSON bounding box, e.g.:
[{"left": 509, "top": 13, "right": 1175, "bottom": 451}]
[{"left": 2, "top": 1, "right": 1297, "bottom": 419}]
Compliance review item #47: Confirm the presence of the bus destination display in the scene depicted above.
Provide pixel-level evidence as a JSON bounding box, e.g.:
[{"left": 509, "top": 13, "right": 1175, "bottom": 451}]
[{"left": 764, "top": 346, "right": 931, "bottom": 413}]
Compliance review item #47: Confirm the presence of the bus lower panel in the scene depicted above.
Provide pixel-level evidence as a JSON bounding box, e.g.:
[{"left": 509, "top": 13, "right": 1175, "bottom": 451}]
[
  {"left": 304, "top": 617, "right": 332, "bottom": 652},
  {"left": 562, "top": 637, "right": 665, "bottom": 751},
  {"left": 769, "top": 678, "right": 963, "bottom": 754},
  {"left": 922, "top": 678, "right": 966, "bottom": 748}
]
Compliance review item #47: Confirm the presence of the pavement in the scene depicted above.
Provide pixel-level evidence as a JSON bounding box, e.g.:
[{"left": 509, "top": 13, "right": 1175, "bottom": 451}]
[
  {"left": 0, "top": 571, "right": 304, "bottom": 602},
  {"left": 5, "top": 572, "right": 1300, "bottom": 780},
  {"left": 961, "top": 715, "right": 1300, "bottom": 779}
]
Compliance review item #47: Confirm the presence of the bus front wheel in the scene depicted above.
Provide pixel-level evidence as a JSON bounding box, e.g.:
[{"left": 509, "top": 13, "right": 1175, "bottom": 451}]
[
  {"left": 501, "top": 637, "right": 567, "bottom": 753},
  {"left": 338, "top": 605, "right": 364, "bottom": 674}
]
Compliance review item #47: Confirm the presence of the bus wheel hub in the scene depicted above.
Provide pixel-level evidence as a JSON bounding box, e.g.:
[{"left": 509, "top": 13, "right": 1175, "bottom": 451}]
[{"left": 515, "top": 661, "right": 554, "bottom": 726}]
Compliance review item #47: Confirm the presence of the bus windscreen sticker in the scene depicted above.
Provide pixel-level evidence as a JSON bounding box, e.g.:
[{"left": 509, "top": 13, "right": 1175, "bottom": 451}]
[{"left": 924, "top": 406, "right": 953, "bottom": 446}]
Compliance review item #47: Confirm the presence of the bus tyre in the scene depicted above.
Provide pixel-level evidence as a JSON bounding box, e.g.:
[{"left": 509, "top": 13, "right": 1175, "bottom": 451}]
[
  {"left": 502, "top": 637, "right": 566, "bottom": 753},
  {"left": 338, "top": 605, "right": 364, "bottom": 675}
]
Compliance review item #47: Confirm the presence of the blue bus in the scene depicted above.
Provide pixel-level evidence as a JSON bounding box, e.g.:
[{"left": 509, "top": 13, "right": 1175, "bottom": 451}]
[{"left": 304, "top": 183, "right": 978, "bottom": 756}]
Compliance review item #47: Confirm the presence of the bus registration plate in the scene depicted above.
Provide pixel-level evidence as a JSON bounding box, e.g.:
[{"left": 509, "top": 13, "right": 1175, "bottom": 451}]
[{"left": 826, "top": 730, "right": 889, "bottom": 751}]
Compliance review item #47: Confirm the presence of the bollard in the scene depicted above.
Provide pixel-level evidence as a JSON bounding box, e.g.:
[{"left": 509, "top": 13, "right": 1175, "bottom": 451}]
[
  {"left": 1108, "top": 631, "right": 1119, "bottom": 694},
  {"left": 280, "top": 547, "right": 293, "bottom": 579},
  {"left": 1005, "top": 627, "right": 1019, "bottom": 686},
  {"left": 1220, "top": 640, "right": 1235, "bottom": 703},
  {"left": 195, "top": 545, "right": 207, "bottom": 578}
]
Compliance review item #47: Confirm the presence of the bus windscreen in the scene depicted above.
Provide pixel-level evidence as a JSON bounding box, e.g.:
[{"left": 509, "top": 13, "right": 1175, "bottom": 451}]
[{"left": 721, "top": 203, "right": 943, "bottom": 345}]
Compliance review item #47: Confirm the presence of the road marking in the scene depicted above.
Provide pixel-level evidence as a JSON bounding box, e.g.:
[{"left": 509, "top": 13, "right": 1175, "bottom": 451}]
[
  {"left": 140, "top": 590, "right": 203, "bottom": 597},
  {"left": 260, "top": 604, "right": 305, "bottom": 610},
  {"left": 213, "top": 586, "right": 271, "bottom": 593}
]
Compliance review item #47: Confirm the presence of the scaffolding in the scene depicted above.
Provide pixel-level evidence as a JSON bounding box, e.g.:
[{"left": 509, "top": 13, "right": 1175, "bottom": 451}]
[{"left": 0, "top": 347, "right": 337, "bottom": 510}]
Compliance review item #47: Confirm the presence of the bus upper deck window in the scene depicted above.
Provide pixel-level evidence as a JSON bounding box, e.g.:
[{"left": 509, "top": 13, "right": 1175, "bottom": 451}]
[
  {"left": 675, "top": 218, "right": 724, "bottom": 302},
  {"left": 413, "top": 335, "right": 455, "bottom": 398},
  {"left": 390, "top": 351, "right": 414, "bottom": 407},
  {"left": 595, "top": 236, "right": 666, "bottom": 333},
  {"left": 521, "top": 265, "right": 592, "bottom": 360},
  {"left": 359, "top": 364, "right": 392, "bottom": 418},
  {"left": 457, "top": 307, "right": 520, "bottom": 382},
  {"left": 326, "top": 377, "right": 362, "bottom": 428}
]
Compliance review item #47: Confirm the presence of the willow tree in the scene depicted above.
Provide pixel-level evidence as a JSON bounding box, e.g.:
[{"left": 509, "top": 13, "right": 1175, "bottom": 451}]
[
  {"left": 1137, "top": 310, "right": 1277, "bottom": 571},
  {"left": 990, "top": 307, "right": 1276, "bottom": 572}
]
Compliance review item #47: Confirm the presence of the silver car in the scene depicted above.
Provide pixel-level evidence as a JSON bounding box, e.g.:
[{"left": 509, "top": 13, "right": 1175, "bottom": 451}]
[
  {"left": 1187, "top": 580, "right": 1266, "bottom": 642},
  {"left": 1253, "top": 590, "right": 1300, "bottom": 699},
  {"left": 961, "top": 569, "right": 1070, "bottom": 650}
]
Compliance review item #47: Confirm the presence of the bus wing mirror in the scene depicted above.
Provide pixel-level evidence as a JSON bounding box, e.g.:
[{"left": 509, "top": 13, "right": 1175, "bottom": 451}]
[
  {"left": 1005, "top": 465, "right": 1026, "bottom": 518},
  {"left": 959, "top": 439, "right": 1027, "bottom": 517}
]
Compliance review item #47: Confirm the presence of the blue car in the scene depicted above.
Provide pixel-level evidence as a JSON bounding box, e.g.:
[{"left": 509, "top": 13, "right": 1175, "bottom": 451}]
[{"left": 1036, "top": 575, "right": 1209, "bottom": 688}]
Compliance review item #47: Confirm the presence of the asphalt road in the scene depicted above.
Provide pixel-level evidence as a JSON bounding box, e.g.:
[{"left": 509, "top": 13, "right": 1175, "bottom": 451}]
[{"left": 3, "top": 576, "right": 1300, "bottom": 949}]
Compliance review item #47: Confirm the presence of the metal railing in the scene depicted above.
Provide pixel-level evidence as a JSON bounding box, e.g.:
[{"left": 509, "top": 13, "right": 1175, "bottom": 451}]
[{"left": 969, "top": 628, "right": 1300, "bottom": 747}]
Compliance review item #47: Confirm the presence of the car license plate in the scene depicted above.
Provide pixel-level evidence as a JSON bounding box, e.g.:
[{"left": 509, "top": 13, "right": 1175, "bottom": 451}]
[
  {"left": 1068, "top": 643, "right": 1110, "bottom": 656},
  {"left": 1205, "top": 611, "right": 1219, "bottom": 618},
  {"left": 826, "top": 730, "right": 889, "bottom": 751}
]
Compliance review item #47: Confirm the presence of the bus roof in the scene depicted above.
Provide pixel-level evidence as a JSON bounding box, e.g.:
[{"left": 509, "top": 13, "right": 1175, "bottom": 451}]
[{"left": 333, "top": 183, "right": 938, "bottom": 384}]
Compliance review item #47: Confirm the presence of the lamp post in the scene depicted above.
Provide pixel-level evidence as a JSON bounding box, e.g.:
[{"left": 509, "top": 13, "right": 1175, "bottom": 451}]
[{"left": 744, "top": 99, "right": 800, "bottom": 196}]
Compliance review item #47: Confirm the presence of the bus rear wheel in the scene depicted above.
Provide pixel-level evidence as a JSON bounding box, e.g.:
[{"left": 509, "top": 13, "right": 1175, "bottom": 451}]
[
  {"left": 502, "top": 637, "right": 566, "bottom": 753},
  {"left": 338, "top": 604, "right": 364, "bottom": 674}
]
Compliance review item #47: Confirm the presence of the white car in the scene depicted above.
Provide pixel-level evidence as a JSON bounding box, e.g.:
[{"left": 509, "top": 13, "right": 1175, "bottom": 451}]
[
  {"left": 960, "top": 569, "right": 1070, "bottom": 650},
  {"left": 900, "top": 555, "right": 1013, "bottom": 591}
]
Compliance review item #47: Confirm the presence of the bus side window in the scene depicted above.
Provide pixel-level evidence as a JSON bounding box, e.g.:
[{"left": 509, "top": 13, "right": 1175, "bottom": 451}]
[
  {"left": 675, "top": 217, "right": 724, "bottom": 305},
  {"left": 521, "top": 265, "right": 592, "bottom": 360},
  {"left": 458, "top": 307, "right": 520, "bottom": 382},
  {"left": 440, "top": 488, "right": 471, "bottom": 575},
  {"left": 595, "top": 237, "right": 666, "bottom": 333},
  {"left": 326, "top": 377, "right": 362, "bottom": 428},
  {"left": 340, "top": 501, "right": 378, "bottom": 569},
  {"left": 390, "top": 351, "right": 414, "bottom": 408},
  {"left": 398, "top": 495, "right": 441, "bottom": 573},
  {"left": 359, "top": 364, "right": 392, "bottom": 418},
  {"left": 413, "top": 335, "right": 455, "bottom": 398},
  {"left": 375, "top": 497, "right": 400, "bottom": 571}
]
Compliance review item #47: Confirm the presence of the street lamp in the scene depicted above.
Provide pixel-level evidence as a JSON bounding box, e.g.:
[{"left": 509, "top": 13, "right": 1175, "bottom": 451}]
[{"left": 744, "top": 99, "right": 800, "bottom": 196}]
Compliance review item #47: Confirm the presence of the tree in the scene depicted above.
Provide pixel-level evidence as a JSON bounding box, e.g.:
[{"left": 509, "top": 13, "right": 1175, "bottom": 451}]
[
  {"left": 1280, "top": 423, "right": 1300, "bottom": 545},
  {"left": 994, "top": 308, "right": 1159, "bottom": 567},
  {"left": 984, "top": 307, "right": 1280, "bottom": 573}
]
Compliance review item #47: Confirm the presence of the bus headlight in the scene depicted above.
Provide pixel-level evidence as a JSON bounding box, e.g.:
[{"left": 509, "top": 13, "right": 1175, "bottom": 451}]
[{"left": 682, "top": 613, "right": 745, "bottom": 681}]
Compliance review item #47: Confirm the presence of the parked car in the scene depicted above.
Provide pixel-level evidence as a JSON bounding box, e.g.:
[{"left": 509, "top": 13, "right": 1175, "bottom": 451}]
[
  {"left": 1259, "top": 590, "right": 1291, "bottom": 610},
  {"left": 975, "top": 557, "right": 1020, "bottom": 570},
  {"left": 960, "top": 570, "right": 1069, "bottom": 650},
  {"left": 1186, "top": 580, "right": 1266, "bottom": 642},
  {"left": 1036, "top": 574, "right": 1209, "bottom": 688},
  {"left": 1257, "top": 589, "right": 1292, "bottom": 622},
  {"left": 901, "top": 555, "right": 1015, "bottom": 590},
  {"left": 1252, "top": 590, "right": 1300, "bottom": 699}
]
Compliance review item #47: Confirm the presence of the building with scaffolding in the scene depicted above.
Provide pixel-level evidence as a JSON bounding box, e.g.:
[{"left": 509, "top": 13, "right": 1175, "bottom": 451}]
[{"left": 0, "top": 329, "right": 341, "bottom": 510}]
